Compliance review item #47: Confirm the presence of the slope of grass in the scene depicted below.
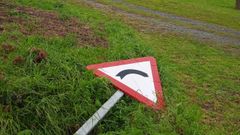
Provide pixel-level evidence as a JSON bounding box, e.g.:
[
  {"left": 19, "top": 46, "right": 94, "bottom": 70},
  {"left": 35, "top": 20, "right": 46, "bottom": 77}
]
[
  {"left": 0, "top": 0, "right": 239, "bottom": 135},
  {"left": 142, "top": 33, "right": 240, "bottom": 135},
  {"left": 99, "top": 0, "right": 240, "bottom": 30},
  {"left": 0, "top": 0, "right": 154, "bottom": 134}
]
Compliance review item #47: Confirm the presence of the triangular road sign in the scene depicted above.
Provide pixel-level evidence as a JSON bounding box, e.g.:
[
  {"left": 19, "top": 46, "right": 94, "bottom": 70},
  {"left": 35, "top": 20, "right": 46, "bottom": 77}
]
[{"left": 87, "top": 57, "right": 164, "bottom": 109}]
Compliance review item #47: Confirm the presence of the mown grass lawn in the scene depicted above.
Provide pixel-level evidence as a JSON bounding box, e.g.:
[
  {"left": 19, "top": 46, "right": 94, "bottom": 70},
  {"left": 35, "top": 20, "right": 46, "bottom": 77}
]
[
  {"left": 0, "top": 0, "right": 239, "bottom": 135},
  {"left": 99, "top": 0, "right": 240, "bottom": 30}
]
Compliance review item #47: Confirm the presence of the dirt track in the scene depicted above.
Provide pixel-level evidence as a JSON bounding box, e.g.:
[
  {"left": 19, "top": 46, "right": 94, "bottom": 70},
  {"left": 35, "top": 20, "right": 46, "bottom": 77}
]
[{"left": 83, "top": 0, "right": 240, "bottom": 46}]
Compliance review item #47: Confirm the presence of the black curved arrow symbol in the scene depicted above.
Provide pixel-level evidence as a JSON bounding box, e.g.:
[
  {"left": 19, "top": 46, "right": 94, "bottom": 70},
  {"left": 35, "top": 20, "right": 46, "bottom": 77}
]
[{"left": 116, "top": 69, "right": 148, "bottom": 79}]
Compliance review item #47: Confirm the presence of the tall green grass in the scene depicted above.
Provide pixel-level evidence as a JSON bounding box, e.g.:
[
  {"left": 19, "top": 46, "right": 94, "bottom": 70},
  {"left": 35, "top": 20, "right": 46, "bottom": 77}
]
[{"left": 0, "top": 0, "right": 239, "bottom": 135}]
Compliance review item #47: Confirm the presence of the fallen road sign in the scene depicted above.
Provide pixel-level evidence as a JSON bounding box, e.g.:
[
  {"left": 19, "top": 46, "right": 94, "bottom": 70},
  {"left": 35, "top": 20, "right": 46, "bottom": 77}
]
[
  {"left": 87, "top": 56, "right": 164, "bottom": 109},
  {"left": 75, "top": 57, "right": 164, "bottom": 135}
]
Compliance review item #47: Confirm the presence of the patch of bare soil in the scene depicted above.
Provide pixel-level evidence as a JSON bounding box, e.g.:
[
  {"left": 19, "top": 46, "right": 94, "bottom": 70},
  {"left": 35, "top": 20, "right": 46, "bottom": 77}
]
[
  {"left": 1, "top": 44, "right": 16, "bottom": 53},
  {"left": 0, "top": 2, "right": 108, "bottom": 47},
  {"left": 13, "top": 55, "right": 25, "bottom": 65},
  {"left": 29, "top": 47, "right": 48, "bottom": 63},
  {"left": 0, "top": 44, "right": 16, "bottom": 63}
]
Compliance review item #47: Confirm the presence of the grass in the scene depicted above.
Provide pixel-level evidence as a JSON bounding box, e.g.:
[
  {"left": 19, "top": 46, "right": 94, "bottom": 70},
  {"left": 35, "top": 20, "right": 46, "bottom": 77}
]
[
  {"left": 98, "top": 0, "right": 240, "bottom": 30},
  {"left": 0, "top": 0, "right": 239, "bottom": 135},
  {"left": 143, "top": 33, "right": 240, "bottom": 134}
]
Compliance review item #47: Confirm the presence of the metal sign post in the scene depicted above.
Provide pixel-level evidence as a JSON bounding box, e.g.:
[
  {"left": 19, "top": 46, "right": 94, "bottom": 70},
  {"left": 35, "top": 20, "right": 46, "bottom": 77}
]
[
  {"left": 75, "top": 57, "right": 164, "bottom": 135},
  {"left": 74, "top": 90, "right": 124, "bottom": 135}
]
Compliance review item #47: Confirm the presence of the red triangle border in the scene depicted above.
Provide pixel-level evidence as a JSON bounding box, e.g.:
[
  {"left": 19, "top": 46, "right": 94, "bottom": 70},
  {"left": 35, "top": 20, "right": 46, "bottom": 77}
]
[{"left": 87, "top": 57, "right": 164, "bottom": 110}]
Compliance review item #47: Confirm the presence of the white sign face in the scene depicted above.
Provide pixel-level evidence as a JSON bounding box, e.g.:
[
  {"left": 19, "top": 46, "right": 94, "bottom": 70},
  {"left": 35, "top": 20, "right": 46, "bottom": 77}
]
[
  {"left": 87, "top": 57, "right": 164, "bottom": 109},
  {"left": 99, "top": 61, "right": 157, "bottom": 103}
]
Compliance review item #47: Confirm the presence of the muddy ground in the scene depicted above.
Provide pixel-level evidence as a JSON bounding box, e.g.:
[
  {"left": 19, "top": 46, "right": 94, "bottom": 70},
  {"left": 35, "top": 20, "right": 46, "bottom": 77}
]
[{"left": 0, "top": 2, "right": 108, "bottom": 47}]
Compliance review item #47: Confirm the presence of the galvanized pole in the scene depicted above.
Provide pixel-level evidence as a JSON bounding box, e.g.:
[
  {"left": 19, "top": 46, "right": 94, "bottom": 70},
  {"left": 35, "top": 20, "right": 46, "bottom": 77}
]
[{"left": 74, "top": 90, "right": 124, "bottom": 135}]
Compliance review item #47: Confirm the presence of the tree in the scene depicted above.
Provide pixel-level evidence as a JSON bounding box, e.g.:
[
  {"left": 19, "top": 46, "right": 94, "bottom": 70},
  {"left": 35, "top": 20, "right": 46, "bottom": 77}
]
[{"left": 236, "top": 0, "right": 240, "bottom": 9}]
